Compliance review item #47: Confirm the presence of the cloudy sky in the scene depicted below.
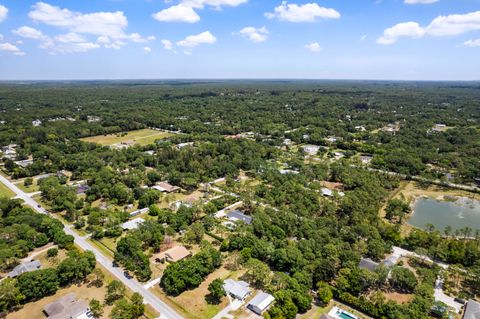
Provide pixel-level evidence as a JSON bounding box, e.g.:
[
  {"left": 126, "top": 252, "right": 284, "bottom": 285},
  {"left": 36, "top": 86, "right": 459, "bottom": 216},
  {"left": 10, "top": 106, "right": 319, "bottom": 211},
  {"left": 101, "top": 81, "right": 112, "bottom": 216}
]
[{"left": 0, "top": 0, "right": 479, "bottom": 80}]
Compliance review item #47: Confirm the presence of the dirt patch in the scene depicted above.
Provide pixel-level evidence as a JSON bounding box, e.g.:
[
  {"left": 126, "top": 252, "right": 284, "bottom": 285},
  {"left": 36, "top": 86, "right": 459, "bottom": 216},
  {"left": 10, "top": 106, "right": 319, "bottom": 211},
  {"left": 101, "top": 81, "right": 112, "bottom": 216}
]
[{"left": 384, "top": 292, "right": 414, "bottom": 304}]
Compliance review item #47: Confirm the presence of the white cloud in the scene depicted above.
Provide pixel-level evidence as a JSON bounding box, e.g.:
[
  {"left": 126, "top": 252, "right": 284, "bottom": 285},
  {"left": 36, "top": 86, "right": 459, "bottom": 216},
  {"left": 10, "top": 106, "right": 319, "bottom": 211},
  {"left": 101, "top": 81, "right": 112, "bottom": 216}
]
[
  {"left": 55, "top": 32, "right": 87, "bottom": 43},
  {"left": 404, "top": 0, "right": 438, "bottom": 4},
  {"left": 463, "top": 38, "right": 480, "bottom": 47},
  {"left": 305, "top": 42, "right": 322, "bottom": 52},
  {"left": 128, "top": 33, "right": 156, "bottom": 43},
  {"left": 181, "top": 0, "right": 248, "bottom": 9},
  {"left": 0, "top": 42, "right": 25, "bottom": 56},
  {"left": 0, "top": 5, "right": 7, "bottom": 23},
  {"left": 50, "top": 42, "right": 100, "bottom": 54},
  {"left": 177, "top": 31, "right": 216, "bottom": 48},
  {"left": 161, "top": 39, "right": 174, "bottom": 50},
  {"left": 377, "top": 22, "right": 426, "bottom": 44},
  {"left": 360, "top": 34, "right": 367, "bottom": 41},
  {"left": 265, "top": 1, "right": 340, "bottom": 23},
  {"left": 238, "top": 26, "right": 268, "bottom": 43},
  {"left": 0, "top": 34, "right": 3, "bottom": 40},
  {"left": 13, "top": 26, "right": 48, "bottom": 40},
  {"left": 143, "top": 46, "right": 152, "bottom": 53},
  {"left": 426, "top": 11, "right": 480, "bottom": 36},
  {"left": 153, "top": 4, "right": 200, "bottom": 23},
  {"left": 378, "top": 11, "right": 480, "bottom": 44}
]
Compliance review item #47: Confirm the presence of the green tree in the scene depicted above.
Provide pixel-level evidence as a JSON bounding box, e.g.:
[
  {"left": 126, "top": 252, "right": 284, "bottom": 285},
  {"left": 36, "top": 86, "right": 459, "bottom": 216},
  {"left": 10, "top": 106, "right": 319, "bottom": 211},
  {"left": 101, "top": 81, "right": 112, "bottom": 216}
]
[
  {"left": 89, "top": 298, "right": 104, "bottom": 318},
  {"left": 0, "top": 278, "right": 25, "bottom": 312},
  {"left": 17, "top": 268, "right": 59, "bottom": 301},
  {"left": 206, "top": 279, "right": 225, "bottom": 304},
  {"left": 316, "top": 282, "right": 333, "bottom": 306},
  {"left": 106, "top": 280, "right": 126, "bottom": 305},
  {"left": 390, "top": 267, "right": 417, "bottom": 293}
]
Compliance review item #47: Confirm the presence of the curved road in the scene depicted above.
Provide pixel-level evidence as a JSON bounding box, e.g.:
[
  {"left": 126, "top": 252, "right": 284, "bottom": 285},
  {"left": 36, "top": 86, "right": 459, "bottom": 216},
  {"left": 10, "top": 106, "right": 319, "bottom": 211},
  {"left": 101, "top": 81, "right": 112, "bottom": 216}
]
[{"left": 0, "top": 174, "right": 183, "bottom": 319}]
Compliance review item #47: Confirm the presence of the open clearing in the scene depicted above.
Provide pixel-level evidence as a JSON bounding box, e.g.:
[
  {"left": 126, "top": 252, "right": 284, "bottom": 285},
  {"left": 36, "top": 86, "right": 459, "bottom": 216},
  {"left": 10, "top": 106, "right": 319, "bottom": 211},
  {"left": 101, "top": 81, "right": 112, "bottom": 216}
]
[
  {"left": 81, "top": 129, "right": 173, "bottom": 146},
  {"left": 0, "top": 179, "right": 15, "bottom": 198},
  {"left": 151, "top": 266, "right": 242, "bottom": 319}
]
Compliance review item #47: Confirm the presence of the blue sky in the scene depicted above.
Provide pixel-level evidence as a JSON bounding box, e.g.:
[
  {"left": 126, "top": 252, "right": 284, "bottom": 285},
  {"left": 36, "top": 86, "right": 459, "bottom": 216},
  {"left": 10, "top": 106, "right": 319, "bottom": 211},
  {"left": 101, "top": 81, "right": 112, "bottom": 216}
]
[{"left": 0, "top": 0, "right": 479, "bottom": 80}]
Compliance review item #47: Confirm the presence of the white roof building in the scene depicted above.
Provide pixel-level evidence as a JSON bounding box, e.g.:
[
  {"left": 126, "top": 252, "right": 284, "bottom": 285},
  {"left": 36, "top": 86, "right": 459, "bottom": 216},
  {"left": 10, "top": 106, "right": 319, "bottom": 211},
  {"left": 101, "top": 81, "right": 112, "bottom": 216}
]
[
  {"left": 247, "top": 292, "right": 275, "bottom": 315},
  {"left": 121, "top": 218, "right": 145, "bottom": 230},
  {"left": 223, "top": 279, "right": 251, "bottom": 301}
]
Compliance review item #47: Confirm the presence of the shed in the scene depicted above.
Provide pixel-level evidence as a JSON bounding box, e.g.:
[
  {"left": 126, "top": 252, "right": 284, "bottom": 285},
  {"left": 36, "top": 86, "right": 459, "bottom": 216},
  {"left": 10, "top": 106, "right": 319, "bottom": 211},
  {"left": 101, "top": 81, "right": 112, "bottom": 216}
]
[{"left": 247, "top": 292, "right": 275, "bottom": 315}]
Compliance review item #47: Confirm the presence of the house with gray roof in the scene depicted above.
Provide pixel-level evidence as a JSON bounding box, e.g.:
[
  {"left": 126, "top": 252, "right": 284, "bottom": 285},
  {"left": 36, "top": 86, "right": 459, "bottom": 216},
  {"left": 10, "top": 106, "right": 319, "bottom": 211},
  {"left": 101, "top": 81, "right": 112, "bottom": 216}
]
[
  {"left": 226, "top": 210, "right": 252, "bottom": 225},
  {"left": 247, "top": 291, "right": 275, "bottom": 315},
  {"left": 8, "top": 260, "right": 41, "bottom": 278},
  {"left": 358, "top": 258, "right": 379, "bottom": 272},
  {"left": 463, "top": 300, "right": 480, "bottom": 319},
  {"left": 43, "top": 293, "right": 91, "bottom": 319}
]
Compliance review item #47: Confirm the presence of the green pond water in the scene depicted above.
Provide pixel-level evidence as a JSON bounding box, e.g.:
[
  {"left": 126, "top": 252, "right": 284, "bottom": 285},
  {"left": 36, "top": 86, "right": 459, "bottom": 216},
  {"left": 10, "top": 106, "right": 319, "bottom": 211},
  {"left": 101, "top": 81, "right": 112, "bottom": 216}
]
[{"left": 408, "top": 197, "right": 480, "bottom": 233}]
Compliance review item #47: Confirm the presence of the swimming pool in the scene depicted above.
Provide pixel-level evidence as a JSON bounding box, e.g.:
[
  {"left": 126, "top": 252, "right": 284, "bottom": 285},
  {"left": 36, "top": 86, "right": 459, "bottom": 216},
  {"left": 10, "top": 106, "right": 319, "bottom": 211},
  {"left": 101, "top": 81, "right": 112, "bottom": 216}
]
[{"left": 338, "top": 312, "right": 358, "bottom": 319}]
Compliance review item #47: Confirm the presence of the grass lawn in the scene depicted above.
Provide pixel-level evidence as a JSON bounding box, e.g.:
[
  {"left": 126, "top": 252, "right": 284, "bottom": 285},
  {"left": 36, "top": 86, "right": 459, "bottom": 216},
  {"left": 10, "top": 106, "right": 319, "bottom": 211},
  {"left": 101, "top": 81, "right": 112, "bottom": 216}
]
[
  {"left": 0, "top": 180, "right": 15, "bottom": 198},
  {"left": 81, "top": 129, "right": 173, "bottom": 146},
  {"left": 15, "top": 180, "right": 40, "bottom": 193}
]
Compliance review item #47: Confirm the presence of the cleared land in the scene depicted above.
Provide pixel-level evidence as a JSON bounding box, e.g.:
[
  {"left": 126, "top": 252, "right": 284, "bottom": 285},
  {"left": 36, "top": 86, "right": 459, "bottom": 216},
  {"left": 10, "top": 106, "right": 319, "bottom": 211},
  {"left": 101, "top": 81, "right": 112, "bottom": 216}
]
[
  {"left": 81, "top": 129, "right": 173, "bottom": 146},
  {"left": 0, "top": 180, "right": 15, "bottom": 198}
]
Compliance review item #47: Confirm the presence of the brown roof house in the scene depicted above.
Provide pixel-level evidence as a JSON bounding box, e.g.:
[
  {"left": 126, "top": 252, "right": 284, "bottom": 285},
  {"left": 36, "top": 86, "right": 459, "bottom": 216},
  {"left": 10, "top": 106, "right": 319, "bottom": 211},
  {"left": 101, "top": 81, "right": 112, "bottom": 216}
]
[
  {"left": 156, "top": 246, "right": 191, "bottom": 263},
  {"left": 151, "top": 181, "right": 180, "bottom": 193},
  {"left": 43, "top": 293, "right": 92, "bottom": 319}
]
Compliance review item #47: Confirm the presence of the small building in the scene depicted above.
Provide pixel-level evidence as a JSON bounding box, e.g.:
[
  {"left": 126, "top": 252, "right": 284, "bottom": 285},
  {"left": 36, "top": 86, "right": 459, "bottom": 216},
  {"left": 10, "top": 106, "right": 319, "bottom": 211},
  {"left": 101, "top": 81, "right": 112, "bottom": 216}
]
[
  {"left": 175, "top": 142, "right": 194, "bottom": 149},
  {"left": 360, "top": 155, "right": 373, "bottom": 164},
  {"left": 43, "top": 293, "right": 91, "bottom": 319},
  {"left": 302, "top": 145, "right": 320, "bottom": 156},
  {"left": 32, "top": 119, "right": 42, "bottom": 127},
  {"left": 358, "top": 258, "right": 379, "bottom": 272},
  {"left": 151, "top": 181, "right": 180, "bottom": 193},
  {"left": 8, "top": 260, "right": 41, "bottom": 278},
  {"left": 129, "top": 207, "right": 148, "bottom": 217},
  {"left": 15, "top": 159, "right": 34, "bottom": 168},
  {"left": 121, "top": 218, "right": 145, "bottom": 230},
  {"left": 321, "top": 188, "right": 334, "bottom": 197},
  {"left": 247, "top": 292, "right": 275, "bottom": 315},
  {"left": 279, "top": 169, "right": 299, "bottom": 175},
  {"left": 226, "top": 210, "right": 252, "bottom": 225},
  {"left": 76, "top": 184, "right": 90, "bottom": 195},
  {"left": 463, "top": 299, "right": 480, "bottom": 319},
  {"left": 156, "top": 246, "right": 191, "bottom": 263},
  {"left": 223, "top": 279, "right": 251, "bottom": 301}
]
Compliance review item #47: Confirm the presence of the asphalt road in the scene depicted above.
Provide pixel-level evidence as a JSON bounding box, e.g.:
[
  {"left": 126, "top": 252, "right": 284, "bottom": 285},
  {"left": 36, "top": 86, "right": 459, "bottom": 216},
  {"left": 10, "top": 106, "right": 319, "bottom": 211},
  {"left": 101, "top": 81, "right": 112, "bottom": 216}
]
[{"left": 0, "top": 174, "right": 183, "bottom": 319}]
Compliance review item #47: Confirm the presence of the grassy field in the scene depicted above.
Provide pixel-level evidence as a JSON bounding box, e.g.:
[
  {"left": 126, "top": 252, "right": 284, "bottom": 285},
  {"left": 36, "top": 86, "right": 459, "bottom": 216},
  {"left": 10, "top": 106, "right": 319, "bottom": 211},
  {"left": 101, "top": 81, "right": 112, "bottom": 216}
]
[
  {"left": 81, "top": 129, "right": 173, "bottom": 146},
  {"left": 0, "top": 180, "right": 14, "bottom": 198}
]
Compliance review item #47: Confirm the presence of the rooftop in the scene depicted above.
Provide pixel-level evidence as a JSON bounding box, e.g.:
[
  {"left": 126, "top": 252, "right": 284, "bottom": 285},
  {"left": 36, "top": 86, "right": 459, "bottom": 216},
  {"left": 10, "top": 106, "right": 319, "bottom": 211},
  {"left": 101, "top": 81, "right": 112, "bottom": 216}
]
[
  {"left": 157, "top": 246, "right": 191, "bottom": 262},
  {"left": 226, "top": 210, "right": 252, "bottom": 225},
  {"left": 9, "top": 260, "right": 41, "bottom": 278},
  {"left": 223, "top": 279, "right": 251, "bottom": 300},
  {"left": 463, "top": 300, "right": 480, "bottom": 319},
  {"left": 358, "top": 258, "right": 379, "bottom": 272},
  {"left": 43, "top": 293, "right": 89, "bottom": 319},
  {"left": 247, "top": 291, "right": 275, "bottom": 313},
  {"left": 121, "top": 218, "right": 145, "bottom": 230},
  {"left": 152, "top": 181, "right": 180, "bottom": 193}
]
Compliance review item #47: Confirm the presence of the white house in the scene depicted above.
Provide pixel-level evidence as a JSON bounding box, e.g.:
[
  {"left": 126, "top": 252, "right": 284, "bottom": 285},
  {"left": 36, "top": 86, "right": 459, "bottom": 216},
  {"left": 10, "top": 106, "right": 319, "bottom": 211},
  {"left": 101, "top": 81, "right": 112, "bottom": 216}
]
[
  {"left": 223, "top": 279, "right": 251, "bottom": 301},
  {"left": 247, "top": 292, "right": 275, "bottom": 315},
  {"left": 121, "top": 218, "right": 145, "bottom": 230}
]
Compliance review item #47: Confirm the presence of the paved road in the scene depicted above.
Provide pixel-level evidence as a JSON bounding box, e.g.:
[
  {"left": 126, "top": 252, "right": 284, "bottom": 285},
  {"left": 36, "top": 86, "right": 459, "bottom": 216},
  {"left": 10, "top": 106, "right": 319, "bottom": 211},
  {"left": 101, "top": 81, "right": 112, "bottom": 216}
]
[{"left": 0, "top": 174, "right": 183, "bottom": 319}]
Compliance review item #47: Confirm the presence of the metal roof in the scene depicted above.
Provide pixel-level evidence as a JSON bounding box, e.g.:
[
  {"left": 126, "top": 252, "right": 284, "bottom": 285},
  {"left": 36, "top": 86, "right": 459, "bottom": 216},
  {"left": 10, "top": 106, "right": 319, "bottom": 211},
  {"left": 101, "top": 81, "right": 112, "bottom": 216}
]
[{"left": 226, "top": 210, "right": 252, "bottom": 225}]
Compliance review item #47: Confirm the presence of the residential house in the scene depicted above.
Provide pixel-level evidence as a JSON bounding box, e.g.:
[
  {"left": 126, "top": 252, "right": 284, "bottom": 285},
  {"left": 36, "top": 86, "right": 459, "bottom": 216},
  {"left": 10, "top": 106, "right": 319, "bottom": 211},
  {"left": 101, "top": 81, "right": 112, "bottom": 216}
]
[
  {"left": 226, "top": 210, "right": 252, "bottom": 225},
  {"left": 463, "top": 300, "right": 480, "bottom": 319},
  {"left": 121, "top": 218, "right": 145, "bottom": 230},
  {"left": 43, "top": 293, "right": 91, "bottom": 319},
  {"left": 358, "top": 258, "right": 380, "bottom": 272},
  {"left": 223, "top": 279, "right": 251, "bottom": 301},
  {"left": 8, "top": 260, "right": 41, "bottom": 278},
  {"left": 32, "top": 119, "right": 42, "bottom": 127},
  {"left": 15, "top": 159, "right": 34, "bottom": 168},
  {"left": 151, "top": 181, "right": 180, "bottom": 193},
  {"left": 155, "top": 246, "right": 191, "bottom": 263},
  {"left": 302, "top": 144, "right": 320, "bottom": 156},
  {"left": 247, "top": 292, "right": 275, "bottom": 315},
  {"left": 129, "top": 207, "right": 148, "bottom": 217}
]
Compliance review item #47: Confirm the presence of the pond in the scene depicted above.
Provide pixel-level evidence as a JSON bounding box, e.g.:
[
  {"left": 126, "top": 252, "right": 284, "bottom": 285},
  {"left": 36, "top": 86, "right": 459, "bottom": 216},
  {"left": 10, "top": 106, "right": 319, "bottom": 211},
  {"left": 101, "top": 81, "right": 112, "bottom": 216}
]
[{"left": 408, "top": 197, "right": 480, "bottom": 233}]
